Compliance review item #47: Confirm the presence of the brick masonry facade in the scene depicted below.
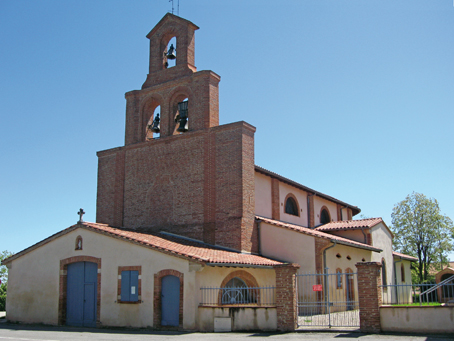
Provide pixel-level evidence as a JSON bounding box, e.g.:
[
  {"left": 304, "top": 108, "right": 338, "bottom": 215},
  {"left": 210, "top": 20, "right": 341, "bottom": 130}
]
[
  {"left": 274, "top": 263, "right": 300, "bottom": 332},
  {"left": 356, "top": 262, "right": 382, "bottom": 333},
  {"left": 96, "top": 13, "right": 257, "bottom": 253}
]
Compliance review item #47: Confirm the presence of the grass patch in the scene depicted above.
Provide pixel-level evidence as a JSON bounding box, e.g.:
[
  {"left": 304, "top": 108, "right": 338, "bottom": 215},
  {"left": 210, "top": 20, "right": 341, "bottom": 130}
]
[
  {"left": 304, "top": 319, "right": 312, "bottom": 323},
  {"left": 391, "top": 302, "right": 441, "bottom": 307}
]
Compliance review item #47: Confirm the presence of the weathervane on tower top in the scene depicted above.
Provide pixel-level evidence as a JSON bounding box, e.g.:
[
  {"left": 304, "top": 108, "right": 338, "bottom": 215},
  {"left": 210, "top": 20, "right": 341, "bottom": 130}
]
[{"left": 169, "top": 0, "right": 180, "bottom": 16}]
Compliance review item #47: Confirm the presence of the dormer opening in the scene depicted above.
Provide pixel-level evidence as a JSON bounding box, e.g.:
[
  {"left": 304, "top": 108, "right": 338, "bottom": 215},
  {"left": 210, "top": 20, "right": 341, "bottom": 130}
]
[{"left": 163, "top": 36, "right": 177, "bottom": 69}]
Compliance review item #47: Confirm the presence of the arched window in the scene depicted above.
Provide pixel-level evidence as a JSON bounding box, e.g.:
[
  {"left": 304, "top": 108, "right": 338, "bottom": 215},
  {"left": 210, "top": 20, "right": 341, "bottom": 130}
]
[
  {"left": 284, "top": 195, "right": 299, "bottom": 216},
  {"left": 320, "top": 208, "right": 331, "bottom": 224},
  {"left": 222, "top": 277, "right": 256, "bottom": 304},
  {"left": 401, "top": 264, "right": 405, "bottom": 283},
  {"left": 382, "top": 258, "right": 387, "bottom": 286}
]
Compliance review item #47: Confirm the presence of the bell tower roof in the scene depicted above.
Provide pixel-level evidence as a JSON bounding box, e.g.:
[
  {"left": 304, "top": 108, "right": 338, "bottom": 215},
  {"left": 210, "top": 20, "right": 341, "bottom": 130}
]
[
  {"left": 146, "top": 13, "right": 199, "bottom": 39},
  {"left": 142, "top": 13, "right": 200, "bottom": 88}
]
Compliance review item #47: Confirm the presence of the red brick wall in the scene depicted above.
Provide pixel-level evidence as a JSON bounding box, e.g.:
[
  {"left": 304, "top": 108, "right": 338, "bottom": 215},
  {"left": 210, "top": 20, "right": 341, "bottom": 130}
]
[
  {"left": 271, "top": 178, "right": 280, "bottom": 220},
  {"left": 274, "top": 264, "right": 299, "bottom": 331},
  {"left": 308, "top": 194, "right": 315, "bottom": 228},
  {"left": 314, "top": 238, "right": 332, "bottom": 274},
  {"left": 97, "top": 121, "right": 256, "bottom": 252},
  {"left": 97, "top": 13, "right": 258, "bottom": 252},
  {"left": 356, "top": 262, "right": 382, "bottom": 333}
]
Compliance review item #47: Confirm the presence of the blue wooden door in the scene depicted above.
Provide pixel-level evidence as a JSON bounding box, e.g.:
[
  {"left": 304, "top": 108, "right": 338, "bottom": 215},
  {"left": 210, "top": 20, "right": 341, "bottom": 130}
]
[
  {"left": 66, "top": 262, "right": 97, "bottom": 327},
  {"left": 161, "top": 275, "right": 180, "bottom": 326}
]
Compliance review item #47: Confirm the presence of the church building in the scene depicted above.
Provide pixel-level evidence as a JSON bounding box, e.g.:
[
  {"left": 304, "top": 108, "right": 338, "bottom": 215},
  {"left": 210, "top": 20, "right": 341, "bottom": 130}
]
[{"left": 2, "top": 14, "right": 415, "bottom": 332}]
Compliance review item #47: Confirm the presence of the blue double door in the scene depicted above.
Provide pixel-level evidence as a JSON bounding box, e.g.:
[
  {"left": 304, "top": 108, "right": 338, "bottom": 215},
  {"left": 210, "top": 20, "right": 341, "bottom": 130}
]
[{"left": 66, "top": 262, "right": 97, "bottom": 327}]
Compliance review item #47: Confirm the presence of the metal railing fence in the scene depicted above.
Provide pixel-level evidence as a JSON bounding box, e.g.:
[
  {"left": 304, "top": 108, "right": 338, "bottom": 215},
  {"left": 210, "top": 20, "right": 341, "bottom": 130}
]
[
  {"left": 199, "top": 286, "right": 276, "bottom": 306},
  {"left": 380, "top": 281, "right": 454, "bottom": 305},
  {"left": 296, "top": 272, "right": 359, "bottom": 328}
]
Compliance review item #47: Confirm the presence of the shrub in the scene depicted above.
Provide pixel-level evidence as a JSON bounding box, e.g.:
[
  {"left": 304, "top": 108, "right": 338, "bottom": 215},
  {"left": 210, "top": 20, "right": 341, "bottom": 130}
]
[{"left": 0, "top": 282, "right": 6, "bottom": 311}]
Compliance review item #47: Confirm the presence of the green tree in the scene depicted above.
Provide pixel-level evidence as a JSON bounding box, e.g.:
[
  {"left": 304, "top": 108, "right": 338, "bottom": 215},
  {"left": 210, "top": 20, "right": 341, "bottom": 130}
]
[
  {"left": 391, "top": 192, "right": 454, "bottom": 283},
  {"left": 0, "top": 251, "right": 12, "bottom": 312},
  {"left": 0, "top": 282, "right": 6, "bottom": 311},
  {"left": 0, "top": 250, "right": 13, "bottom": 284}
]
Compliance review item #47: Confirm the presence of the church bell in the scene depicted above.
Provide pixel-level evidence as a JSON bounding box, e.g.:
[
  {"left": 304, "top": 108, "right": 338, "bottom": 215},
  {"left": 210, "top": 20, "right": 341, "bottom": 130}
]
[
  {"left": 149, "top": 113, "right": 160, "bottom": 133},
  {"left": 176, "top": 101, "right": 188, "bottom": 132},
  {"left": 166, "top": 44, "right": 176, "bottom": 60}
]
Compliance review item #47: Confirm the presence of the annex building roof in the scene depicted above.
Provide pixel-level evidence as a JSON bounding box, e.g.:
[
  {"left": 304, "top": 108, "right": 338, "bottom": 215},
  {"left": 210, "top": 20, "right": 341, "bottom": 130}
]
[
  {"left": 393, "top": 251, "right": 418, "bottom": 262},
  {"left": 315, "top": 218, "right": 384, "bottom": 231},
  {"left": 256, "top": 216, "right": 382, "bottom": 252},
  {"left": 2, "top": 222, "right": 284, "bottom": 268}
]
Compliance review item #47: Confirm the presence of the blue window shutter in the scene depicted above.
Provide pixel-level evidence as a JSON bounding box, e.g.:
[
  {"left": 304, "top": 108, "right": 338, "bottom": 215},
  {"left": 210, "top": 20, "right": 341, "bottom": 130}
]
[
  {"left": 121, "top": 271, "right": 130, "bottom": 301},
  {"left": 130, "top": 271, "right": 139, "bottom": 302}
]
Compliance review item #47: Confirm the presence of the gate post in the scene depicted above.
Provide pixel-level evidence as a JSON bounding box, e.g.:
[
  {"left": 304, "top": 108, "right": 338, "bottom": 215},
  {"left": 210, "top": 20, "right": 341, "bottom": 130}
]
[
  {"left": 356, "top": 262, "right": 382, "bottom": 333},
  {"left": 274, "top": 263, "right": 300, "bottom": 332}
]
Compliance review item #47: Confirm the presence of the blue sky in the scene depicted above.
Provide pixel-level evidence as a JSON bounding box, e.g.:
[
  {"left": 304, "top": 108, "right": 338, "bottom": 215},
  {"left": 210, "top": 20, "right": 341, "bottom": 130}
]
[{"left": 1, "top": 1, "right": 453, "bottom": 260}]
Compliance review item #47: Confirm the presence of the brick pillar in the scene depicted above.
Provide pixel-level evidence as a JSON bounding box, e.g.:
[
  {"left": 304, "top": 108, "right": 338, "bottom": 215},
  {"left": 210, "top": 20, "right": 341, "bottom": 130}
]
[
  {"left": 274, "top": 263, "right": 300, "bottom": 332},
  {"left": 356, "top": 262, "right": 382, "bottom": 333},
  {"left": 271, "top": 178, "right": 280, "bottom": 221}
]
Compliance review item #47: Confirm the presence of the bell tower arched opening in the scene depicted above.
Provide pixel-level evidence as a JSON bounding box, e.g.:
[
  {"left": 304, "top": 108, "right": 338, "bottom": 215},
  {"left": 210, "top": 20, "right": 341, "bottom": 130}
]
[
  {"left": 163, "top": 37, "right": 177, "bottom": 69},
  {"left": 171, "top": 94, "right": 189, "bottom": 135},
  {"left": 141, "top": 97, "right": 162, "bottom": 141},
  {"left": 146, "top": 105, "right": 161, "bottom": 140}
]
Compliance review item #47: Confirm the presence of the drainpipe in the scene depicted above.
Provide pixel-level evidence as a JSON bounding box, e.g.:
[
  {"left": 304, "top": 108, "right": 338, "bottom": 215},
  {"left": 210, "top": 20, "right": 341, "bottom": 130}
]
[
  {"left": 323, "top": 240, "right": 337, "bottom": 274},
  {"left": 394, "top": 256, "right": 403, "bottom": 304},
  {"left": 323, "top": 240, "right": 337, "bottom": 324},
  {"left": 360, "top": 228, "right": 367, "bottom": 244}
]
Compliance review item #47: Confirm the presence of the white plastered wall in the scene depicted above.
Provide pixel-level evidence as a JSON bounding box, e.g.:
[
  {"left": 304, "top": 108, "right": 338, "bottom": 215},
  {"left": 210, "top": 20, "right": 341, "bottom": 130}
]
[
  {"left": 278, "top": 182, "right": 308, "bottom": 226},
  {"left": 326, "top": 229, "right": 366, "bottom": 244},
  {"left": 370, "top": 222, "right": 394, "bottom": 289},
  {"left": 259, "top": 222, "right": 315, "bottom": 273},
  {"left": 323, "top": 243, "right": 373, "bottom": 311},
  {"left": 313, "top": 196, "right": 338, "bottom": 226},
  {"left": 391, "top": 258, "right": 413, "bottom": 303},
  {"left": 5, "top": 228, "right": 202, "bottom": 329},
  {"left": 254, "top": 172, "right": 272, "bottom": 218}
]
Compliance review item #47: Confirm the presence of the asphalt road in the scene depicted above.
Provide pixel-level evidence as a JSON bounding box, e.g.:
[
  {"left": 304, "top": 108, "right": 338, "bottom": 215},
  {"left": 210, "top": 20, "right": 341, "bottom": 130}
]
[{"left": 0, "top": 321, "right": 453, "bottom": 341}]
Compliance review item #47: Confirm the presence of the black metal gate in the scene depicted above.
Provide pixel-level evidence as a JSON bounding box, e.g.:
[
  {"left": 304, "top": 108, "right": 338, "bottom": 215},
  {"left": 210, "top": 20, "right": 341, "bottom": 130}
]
[{"left": 296, "top": 271, "right": 359, "bottom": 329}]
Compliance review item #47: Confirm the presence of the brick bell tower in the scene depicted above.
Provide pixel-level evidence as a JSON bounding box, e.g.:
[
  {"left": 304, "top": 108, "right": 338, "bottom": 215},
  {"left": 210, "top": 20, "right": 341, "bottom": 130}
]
[{"left": 96, "top": 14, "right": 257, "bottom": 253}]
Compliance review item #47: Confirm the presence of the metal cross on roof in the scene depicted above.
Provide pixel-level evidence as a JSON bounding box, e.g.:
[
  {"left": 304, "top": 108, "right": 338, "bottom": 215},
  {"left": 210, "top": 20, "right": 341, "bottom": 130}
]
[{"left": 77, "top": 208, "right": 85, "bottom": 224}]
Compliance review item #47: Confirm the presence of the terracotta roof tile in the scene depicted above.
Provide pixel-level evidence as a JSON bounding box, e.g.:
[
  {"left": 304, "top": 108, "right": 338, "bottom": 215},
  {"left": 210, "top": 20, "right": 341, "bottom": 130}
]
[
  {"left": 3, "top": 222, "right": 283, "bottom": 267},
  {"left": 256, "top": 216, "right": 382, "bottom": 252},
  {"left": 315, "top": 218, "right": 383, "bottom": 231},
  {"left": 82, "top": 222, "right": 283, "bottom": 266},
  {"left": 393, "top": 251, "right": 418, "bottom": 262}
]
